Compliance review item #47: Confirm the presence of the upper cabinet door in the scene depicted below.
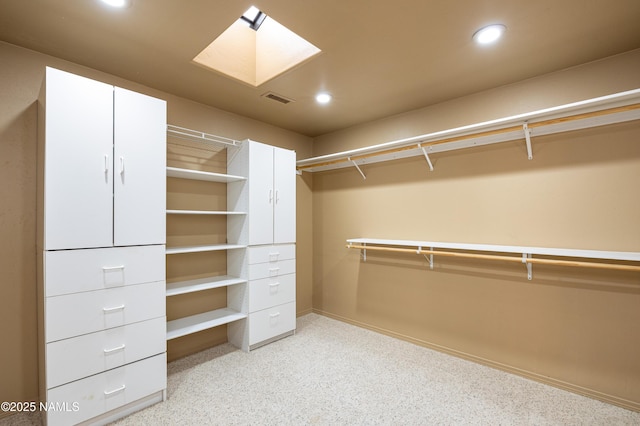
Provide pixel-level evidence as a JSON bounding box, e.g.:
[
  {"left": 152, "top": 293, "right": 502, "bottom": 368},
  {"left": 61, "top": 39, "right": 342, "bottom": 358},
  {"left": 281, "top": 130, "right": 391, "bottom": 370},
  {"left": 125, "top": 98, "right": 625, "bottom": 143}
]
[
  {"left": 113, "top": 88, "right": 167, "bottom": 246},
  {"left": 248, "top": 142, "right": 275, "bottom": 246},
  {"left": 273, "top": 148, "right": 296, "bottom": 244},
  {"left": 43, "top": 68, "right": 114, "bottom": 250}
]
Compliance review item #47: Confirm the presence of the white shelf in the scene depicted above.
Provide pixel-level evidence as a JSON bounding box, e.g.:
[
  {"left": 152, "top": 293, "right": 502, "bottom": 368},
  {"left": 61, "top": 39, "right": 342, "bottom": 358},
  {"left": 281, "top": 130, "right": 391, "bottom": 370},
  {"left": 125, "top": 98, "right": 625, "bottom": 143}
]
[
  {"left": 166, "top": 209, "right": 246, "bottom": 215},
  {"left": 166, "top": 244, "right": 246, "bottom": 255},
  {"left": 347, "top": 238, "right": 640, "bottom": 262},
  {"left": 166, "top": 308, "right": 247, "bottom": 340},
  {"left": 166, "top": 276, "right": 247, "bottom": 297},
  {"left": 167, "top": 166, "right": 246, "bottom": 183},
  {"left": 298, "top": 89, "right": 640, "bottom": 174}
]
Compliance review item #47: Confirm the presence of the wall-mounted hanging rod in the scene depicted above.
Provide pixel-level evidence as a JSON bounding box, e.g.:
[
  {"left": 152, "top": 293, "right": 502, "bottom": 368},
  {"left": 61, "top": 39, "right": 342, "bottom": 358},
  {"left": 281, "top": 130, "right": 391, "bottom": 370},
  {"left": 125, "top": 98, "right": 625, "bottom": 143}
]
[
  {"left": 346, "top": 238, "right": 640, "bottom": 280},
  {"left": 297, "top": 89, "right": 640, "bottom": 174},
  {"left": 167, "top": 124, "right": 241, "bottom": 147}
]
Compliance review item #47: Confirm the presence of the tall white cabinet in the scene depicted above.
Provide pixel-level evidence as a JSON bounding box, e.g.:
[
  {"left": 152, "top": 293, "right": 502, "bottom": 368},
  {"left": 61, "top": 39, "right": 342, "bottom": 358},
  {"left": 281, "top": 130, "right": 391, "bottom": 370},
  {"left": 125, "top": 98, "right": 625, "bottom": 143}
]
[
  {"left": 37, "top": 67, "right": 167, "bottom": 426},
  {"left": 227, "top": 140, "right": 297, "bottom": 351}
]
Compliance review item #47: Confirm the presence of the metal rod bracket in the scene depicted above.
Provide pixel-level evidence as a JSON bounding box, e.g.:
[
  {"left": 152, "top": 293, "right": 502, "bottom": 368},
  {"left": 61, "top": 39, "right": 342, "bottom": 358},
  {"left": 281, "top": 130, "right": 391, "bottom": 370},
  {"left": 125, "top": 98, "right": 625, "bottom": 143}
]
[
  {"left": 523, "top": 253, "right": 533, "bottom": 280},
  {"left": 418, "top": 143, "right": 434, "bottom": 171},
  {"left": 523, "top": 123, "right": 533, "bottom": 160},
  {"left": 348, "top": 156, "right": 367, "bottom": 180}
]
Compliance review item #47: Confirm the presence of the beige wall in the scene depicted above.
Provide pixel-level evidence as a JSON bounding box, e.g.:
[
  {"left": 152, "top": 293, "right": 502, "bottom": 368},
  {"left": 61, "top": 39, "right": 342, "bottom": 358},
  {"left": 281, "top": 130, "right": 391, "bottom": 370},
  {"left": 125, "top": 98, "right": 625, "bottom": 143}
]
[
  {"left": 311, "top": 49, "right": 640, "bottom": 410},
  {"left": 0, "top": 41, "right": 313, "bottom": 408}
]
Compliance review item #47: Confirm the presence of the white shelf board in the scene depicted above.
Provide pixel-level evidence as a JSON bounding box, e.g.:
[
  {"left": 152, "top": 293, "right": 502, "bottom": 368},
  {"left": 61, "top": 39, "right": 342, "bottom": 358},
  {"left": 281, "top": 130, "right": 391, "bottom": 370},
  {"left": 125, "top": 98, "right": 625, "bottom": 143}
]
[
  {"left": 166, "top": 308, "right": 247, "bottom": 340},
  {"left": 298, "top": 89, "right": 640, "bottom": 173},
  {"left": 166, "top": 209, "right": 246, "bottom": 215},
  {"left": 167, "top": 276, "right": 247, "bottom": 297},
  {"left": 166, "top": 244, "right": 246, "bottom": 255},
  {"left": 347, "top": 238, "right": 640, "bottom": 262},
  {"left": 167, "top": 166, "right": 246, "bottom": 183}
]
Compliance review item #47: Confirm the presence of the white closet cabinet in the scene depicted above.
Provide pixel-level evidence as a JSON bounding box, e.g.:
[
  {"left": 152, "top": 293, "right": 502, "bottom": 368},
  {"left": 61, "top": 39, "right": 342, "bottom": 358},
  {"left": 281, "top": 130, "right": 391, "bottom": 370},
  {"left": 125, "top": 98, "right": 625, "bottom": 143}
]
[
  {"left": 40, "top": 67, "right": 166, "bottom": 250},
  {"left": 230, "top": 141, "right": 296, "bottom": 246},
  {"left": 37, "top": 67, "right": 167, "bottom": 426},
  {"left": 227, "top": 140, "right": 296, "bottom": 351}
]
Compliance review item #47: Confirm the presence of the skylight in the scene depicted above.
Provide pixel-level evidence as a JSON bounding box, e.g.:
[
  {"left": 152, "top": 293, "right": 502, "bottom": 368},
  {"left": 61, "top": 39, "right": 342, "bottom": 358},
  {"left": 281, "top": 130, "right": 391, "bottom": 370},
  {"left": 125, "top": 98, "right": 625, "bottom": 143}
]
[
  {"left": 193, "top": 6, "right": 321, "bottom": 87},
  {"left": 241, "top": 6, "right": 267, "bottom": 31}
]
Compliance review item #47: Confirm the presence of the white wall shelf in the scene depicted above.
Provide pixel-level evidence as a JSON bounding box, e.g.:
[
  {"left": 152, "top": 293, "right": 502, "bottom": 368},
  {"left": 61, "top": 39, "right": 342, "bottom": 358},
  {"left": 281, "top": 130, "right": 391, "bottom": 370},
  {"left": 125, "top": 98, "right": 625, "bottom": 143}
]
[
  {"left": 166, "top": 308, "right": 247, "bottom": 340},
  {"left": 167, "top": 124, "right": 241, "bottom": 148},
  {"left": 167, "top": 166, "right": 246, "bottom": 183},
  {"left": 298, "top": 89, "right": 640, "bottom": 178},
  {"left": 166, "top": 276, "right": 247, "bottom": 297},
  {"left": 347, "top": 238, "right": 640, "bottom": 280},
  {"left": 166, "top": 210, "right": 247, "bottom": 215},
  {"left": 166, "top": 244, "right": 246, "bottom": 255}
]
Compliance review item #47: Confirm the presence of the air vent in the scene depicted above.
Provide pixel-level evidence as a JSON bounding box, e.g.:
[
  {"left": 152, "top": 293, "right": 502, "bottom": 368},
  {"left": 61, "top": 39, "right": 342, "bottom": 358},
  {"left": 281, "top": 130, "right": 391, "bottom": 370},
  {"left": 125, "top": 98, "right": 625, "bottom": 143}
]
[{"left": 262, "top": 92, "right": 295, "bottom": 104}]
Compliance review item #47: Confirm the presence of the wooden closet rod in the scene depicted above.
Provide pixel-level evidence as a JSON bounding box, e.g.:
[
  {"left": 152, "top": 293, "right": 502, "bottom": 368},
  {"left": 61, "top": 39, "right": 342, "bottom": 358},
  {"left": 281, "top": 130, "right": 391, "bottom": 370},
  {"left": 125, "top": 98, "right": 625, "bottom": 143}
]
[
  {"left": 299, "top": 103, "right": 640, "bottom": 171},
  {"left": 346, "top": 244, "right": 640, "bottom": 273}
]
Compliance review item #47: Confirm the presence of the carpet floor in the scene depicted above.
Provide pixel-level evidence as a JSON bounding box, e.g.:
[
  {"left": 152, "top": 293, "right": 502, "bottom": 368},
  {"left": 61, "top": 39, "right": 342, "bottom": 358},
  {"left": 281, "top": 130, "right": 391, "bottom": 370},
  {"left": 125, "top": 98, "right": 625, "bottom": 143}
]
[{"left": 3, "top": 313, "right": 639, "bottom": 425}]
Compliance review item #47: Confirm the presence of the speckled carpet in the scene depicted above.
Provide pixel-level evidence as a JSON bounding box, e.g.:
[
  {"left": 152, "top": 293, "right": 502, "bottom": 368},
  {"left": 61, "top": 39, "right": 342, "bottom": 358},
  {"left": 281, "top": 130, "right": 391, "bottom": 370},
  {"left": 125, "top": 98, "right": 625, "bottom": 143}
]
[{"left": 3, "top": 313, "right": 639, "bottom": 425}]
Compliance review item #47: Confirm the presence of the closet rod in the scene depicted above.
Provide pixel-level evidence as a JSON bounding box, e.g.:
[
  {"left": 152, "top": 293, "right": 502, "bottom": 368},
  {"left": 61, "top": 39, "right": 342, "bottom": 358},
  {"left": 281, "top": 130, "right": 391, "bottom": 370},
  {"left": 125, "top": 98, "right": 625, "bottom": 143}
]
[
  {"left": 297, "top": 99, "right": 640, "bottom": 170},
  {"left": 346, "top": 244, "right": 640, "bottom": 273}
]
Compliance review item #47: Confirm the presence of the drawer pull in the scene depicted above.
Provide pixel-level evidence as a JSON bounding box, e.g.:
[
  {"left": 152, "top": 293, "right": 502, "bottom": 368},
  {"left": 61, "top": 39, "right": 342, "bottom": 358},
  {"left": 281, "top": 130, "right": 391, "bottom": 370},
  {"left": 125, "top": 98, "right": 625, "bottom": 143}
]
[
  {"left": 269, "top": 312, "right": 281, "bottom": 318},
  {"left": 269, "top": 252, "right": 280, "bottom": 261},
  {"left": 104, "top": 384, "right": 126, "bottom": 396},
  {"left": 103, "top": 344, "right": 126, "bottom": 354},
  {"left": 268, "top": 282, "right": 280, "bottom": 287},
  {"left": 103, "top": 304, "right": 126, "bottom": 313},
  {"left": 268, "top": 267, "right": 280, "bottom": 276},
  {"left": 102, "top": 265, "right": 125, "bottom": 271}
]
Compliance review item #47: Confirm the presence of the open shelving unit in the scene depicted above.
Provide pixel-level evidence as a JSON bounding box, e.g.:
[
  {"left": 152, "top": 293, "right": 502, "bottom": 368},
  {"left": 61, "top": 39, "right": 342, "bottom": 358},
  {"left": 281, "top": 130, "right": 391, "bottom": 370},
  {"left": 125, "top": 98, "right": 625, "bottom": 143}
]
[{"left": 165, "top": 132, "right": 248, "bottom": 344}]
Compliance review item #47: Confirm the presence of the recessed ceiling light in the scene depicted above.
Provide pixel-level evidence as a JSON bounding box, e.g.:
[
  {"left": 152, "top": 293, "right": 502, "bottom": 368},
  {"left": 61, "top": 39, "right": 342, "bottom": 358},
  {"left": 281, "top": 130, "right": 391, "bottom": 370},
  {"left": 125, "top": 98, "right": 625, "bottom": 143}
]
[
  {"left": 473, "top": 24, "right": 506, "bottom": 45},
  {"left": 100, "top": 0, "right": 131, "bottom": 8},
  {"left": 316, "top": 92, "right": 332, "bottom": 104}
]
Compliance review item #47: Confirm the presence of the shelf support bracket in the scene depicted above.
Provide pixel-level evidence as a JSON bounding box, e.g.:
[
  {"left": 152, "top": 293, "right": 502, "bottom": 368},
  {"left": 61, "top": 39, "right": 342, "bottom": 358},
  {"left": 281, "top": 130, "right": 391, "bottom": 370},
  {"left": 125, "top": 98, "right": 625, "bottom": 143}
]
[
  {"left": 418, "top": 144, "right": 434, "bottom": 171},
  {"left": 523, "top": 253, "right": 533, "bottom": 280},
  {"left": 419, "top": 246, "right": 434, "bottom": 269},
  {"left": 523, "top": 123, "right": 533, "bottom": 160},
  {"left": 348, "top": 156, "right": 367, "bottom": 180}
]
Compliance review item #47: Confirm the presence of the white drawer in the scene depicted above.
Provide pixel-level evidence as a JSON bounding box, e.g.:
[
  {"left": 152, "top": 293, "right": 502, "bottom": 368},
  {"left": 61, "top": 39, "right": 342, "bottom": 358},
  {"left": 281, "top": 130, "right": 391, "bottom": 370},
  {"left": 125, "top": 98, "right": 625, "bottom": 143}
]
[
  {"left": 249, "top": 301, "right": 296, "bottom": 346},
  {"left": 46, "top": 353, "right": 166, "bottom": 426},
  {"left": 248, "top": 258, "right": 295, "bottom": 280},
  {"left": 46, "top": 281, "right": 165, "bottom": 342},
  {"left": 247, "top": 244, "right": 295, "bottom": 264},
  {"left": 45, "top": 245, "right": 165, "bottom": 297},
  {"left": 249, "top": 274, "right": 295, "bottom": 313},
  {"left": 46, "top": 317, "right": 166, "bottom": 388}
]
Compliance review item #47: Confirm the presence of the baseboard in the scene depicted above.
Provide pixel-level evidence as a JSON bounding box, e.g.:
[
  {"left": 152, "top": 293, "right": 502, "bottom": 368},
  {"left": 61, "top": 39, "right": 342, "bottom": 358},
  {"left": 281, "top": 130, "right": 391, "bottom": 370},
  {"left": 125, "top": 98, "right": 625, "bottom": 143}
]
[{"left": 312, "top": 308, "right": 640, "bottom": 413}]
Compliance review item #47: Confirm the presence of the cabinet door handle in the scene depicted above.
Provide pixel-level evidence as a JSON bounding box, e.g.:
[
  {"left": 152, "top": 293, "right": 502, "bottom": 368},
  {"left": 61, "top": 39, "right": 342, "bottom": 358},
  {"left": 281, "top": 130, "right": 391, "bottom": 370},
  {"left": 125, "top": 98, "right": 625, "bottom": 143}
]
[
  {"left": 103, "top": 344, "right": 126, "bottom": 354},
  {"left": 102, "top": 265, "right": 125, "bottom": 271},
  {"left": 103, "top": 304, "right": 125, "bottom": 313},
  {"left": 269, "top": 189, "right": 273, "bottom": 203},
  {"left": 104, "top": 384, "right": 126, "bottom": 396},
  {"left": 104, "top": 154, "right": 109, "bottom": 173},
  {"left": 119, "top": 156, "right": 125, "bottom": 175},
  {"left": 275, "top": 189, "right": 280, "bottom": 204}
]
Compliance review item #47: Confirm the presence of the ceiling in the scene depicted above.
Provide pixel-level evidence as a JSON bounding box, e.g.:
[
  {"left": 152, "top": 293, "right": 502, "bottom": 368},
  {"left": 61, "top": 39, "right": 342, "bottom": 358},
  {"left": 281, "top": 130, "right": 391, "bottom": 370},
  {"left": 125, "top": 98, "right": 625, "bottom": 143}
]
[{"left": 1, "top": 0, "right": 639, "bottom": 137}]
